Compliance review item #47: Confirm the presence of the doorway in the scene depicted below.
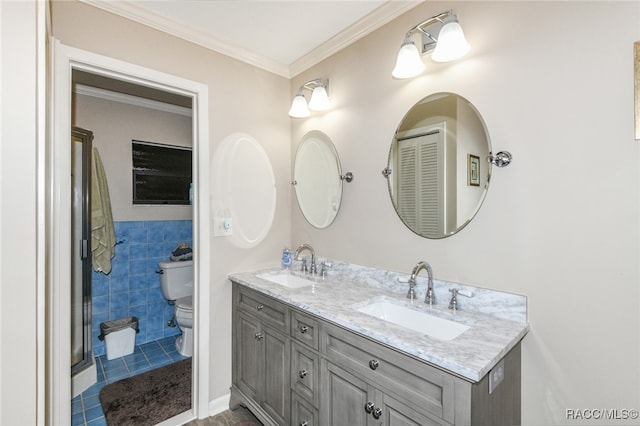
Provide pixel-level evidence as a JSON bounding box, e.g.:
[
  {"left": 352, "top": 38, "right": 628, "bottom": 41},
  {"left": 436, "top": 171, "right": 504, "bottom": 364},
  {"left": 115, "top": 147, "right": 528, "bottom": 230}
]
[{"left": 50, "top": 41, "right": 211, "bottom": 425}]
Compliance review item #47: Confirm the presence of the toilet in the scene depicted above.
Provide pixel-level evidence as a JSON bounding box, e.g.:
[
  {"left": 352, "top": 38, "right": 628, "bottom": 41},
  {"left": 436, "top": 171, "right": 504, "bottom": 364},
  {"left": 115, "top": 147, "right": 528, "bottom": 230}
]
[{"left": 158, "top": 260, "right": 194, "bottom": 357}]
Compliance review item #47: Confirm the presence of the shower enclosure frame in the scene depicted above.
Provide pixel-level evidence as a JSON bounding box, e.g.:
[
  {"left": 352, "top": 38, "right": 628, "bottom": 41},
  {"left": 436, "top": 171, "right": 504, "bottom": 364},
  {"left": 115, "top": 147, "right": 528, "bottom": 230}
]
[{"left": 71, "top": 127, "right": 95, "bottom": 387}]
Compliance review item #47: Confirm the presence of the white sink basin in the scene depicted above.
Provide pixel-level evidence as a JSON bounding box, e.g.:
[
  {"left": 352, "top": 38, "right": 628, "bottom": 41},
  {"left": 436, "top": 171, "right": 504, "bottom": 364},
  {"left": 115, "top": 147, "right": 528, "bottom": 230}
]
[
  {"left": 356, "top": 300, "right": 470, "bottom": 341},
  {"left": 257, "top": 271, "right": 314, "bottom": 289}
]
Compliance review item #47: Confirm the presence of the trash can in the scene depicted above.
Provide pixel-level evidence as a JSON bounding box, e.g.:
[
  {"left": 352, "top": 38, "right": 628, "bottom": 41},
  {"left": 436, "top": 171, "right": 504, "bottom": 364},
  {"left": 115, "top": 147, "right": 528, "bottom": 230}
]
[{"left": 99, "top": 317, "right": 139, "bottom": 360}]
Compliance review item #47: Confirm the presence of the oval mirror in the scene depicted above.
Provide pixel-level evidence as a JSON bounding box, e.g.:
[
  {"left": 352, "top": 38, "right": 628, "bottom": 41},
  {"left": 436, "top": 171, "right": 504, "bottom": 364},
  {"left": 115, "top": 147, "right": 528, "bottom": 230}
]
[
  {"left": 386, "top": 92, "right": 491, "bottom": 238},
  {"left": 294, "top": 130, "right": 343, "bottom": 228}
]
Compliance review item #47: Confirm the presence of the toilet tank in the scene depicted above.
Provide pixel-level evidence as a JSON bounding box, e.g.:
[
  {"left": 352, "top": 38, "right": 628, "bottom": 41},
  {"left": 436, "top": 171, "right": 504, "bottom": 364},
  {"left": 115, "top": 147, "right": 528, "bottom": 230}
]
[{"left": 158, "top": 260, "right": 193, "bottom": 301}]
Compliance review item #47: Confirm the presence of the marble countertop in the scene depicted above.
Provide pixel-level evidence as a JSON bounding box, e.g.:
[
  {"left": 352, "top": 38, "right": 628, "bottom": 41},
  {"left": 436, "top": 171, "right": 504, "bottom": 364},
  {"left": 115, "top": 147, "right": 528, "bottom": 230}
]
[{"left": 229, "top": 266, "right": 529, "bottom": 382}]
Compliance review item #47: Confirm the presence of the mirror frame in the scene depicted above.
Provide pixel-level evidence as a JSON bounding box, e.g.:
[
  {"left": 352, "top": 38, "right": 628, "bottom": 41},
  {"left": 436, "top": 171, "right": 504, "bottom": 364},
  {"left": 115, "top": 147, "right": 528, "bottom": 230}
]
[{"left": 386, "top": 92, "right": 492, "bottom": 239}]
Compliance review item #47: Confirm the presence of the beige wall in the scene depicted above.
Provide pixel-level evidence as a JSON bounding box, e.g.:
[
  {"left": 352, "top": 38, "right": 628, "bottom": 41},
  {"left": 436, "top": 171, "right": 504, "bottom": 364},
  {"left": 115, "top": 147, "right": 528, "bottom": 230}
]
[
  {"left": 291, "top": 1, "right": 640, "bottom": 425},
  {"left": 0, "top": 1, "right": 627, "bottom": 425},
  {"left": 52, "top": 0, "right": 292, "bottom": 403},
  {"left": 74, "top": 93, "right": 193, "bottom": 221}
]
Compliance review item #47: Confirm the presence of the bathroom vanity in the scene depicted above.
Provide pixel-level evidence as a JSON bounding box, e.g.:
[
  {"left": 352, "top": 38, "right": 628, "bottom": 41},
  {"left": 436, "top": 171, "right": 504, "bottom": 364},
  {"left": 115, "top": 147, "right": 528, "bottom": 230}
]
[{"left": 229, "top": 263, "right": 528, "bottom": 426}]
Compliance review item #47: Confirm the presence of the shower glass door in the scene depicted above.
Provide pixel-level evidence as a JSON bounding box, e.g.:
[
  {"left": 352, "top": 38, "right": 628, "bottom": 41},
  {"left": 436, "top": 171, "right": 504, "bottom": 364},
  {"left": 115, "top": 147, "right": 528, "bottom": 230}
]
[{"left": 71, "top": 127, "right": 93, "bottom": 374}]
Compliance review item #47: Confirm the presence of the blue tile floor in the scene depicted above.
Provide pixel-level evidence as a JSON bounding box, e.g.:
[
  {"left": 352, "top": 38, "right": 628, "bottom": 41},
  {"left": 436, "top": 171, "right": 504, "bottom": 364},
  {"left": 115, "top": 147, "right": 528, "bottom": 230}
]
[{"left": 72, "top": 336, "right": 189, "bottom": 426}]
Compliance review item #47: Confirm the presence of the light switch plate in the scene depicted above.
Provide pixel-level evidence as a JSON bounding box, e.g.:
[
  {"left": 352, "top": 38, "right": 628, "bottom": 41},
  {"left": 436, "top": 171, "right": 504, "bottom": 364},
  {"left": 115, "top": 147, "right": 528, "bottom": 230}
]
[
  {"left": 488, "top": 359, "right": 504, "bottom": 394},
  {"left": 213, "top": 217, "right": 232, "bottom": 237}
]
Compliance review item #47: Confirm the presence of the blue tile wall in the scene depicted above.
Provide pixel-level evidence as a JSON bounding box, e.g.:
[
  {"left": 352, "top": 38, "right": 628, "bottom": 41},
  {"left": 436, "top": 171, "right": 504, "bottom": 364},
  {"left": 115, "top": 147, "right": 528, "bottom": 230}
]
[{"left": 92, "top": 220, "right": 193, "bottom": 357}]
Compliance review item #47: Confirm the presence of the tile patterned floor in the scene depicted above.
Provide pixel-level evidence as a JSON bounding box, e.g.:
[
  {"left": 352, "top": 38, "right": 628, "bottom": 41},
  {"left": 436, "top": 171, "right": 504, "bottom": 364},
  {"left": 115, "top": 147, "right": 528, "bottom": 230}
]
[{"left": 72, "top": 336, "right": 188, "bottom": 426}]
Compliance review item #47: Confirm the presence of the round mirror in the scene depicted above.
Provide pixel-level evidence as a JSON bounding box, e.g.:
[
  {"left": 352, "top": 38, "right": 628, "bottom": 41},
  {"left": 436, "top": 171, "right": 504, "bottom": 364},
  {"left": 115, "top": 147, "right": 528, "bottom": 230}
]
[
  {"left": 386, "top": 93, "right": 491, "bottom": 238},
  {"left": 294, "top": 130, "right": 343, "bottom": 228}
]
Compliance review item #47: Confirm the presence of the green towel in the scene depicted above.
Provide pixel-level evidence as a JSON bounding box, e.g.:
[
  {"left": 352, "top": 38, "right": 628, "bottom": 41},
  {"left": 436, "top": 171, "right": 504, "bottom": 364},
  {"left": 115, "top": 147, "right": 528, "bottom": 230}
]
[{"left": 91, "top": 147, "right": 116, "bottom": 274}]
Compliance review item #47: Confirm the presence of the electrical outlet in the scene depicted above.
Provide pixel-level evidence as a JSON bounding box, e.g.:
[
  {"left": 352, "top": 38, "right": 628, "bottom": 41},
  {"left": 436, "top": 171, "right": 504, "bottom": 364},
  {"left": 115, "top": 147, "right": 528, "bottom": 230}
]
[{"left": 488, "top": 359, "right": 504, "bottom": 394}]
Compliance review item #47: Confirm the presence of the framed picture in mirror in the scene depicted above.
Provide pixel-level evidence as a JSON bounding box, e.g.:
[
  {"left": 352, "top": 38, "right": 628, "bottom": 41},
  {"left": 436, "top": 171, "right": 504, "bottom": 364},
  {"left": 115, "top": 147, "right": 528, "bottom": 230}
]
[{"left": 468, "top": 154, "right": 480, "bottom": 186}]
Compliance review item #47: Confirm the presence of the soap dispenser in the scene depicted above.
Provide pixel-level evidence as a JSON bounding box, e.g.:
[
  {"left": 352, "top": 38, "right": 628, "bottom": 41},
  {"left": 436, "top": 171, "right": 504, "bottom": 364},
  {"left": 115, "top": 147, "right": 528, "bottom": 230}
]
[{"left": 281, "top": 247, "right": 292, "bottom": 270}]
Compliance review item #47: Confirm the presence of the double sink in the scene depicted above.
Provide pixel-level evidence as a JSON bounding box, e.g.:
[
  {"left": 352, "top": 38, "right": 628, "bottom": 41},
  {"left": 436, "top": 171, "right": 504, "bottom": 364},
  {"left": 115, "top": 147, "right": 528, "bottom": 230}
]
[{"left": 257, "top": 270, "right": 470, "bottom": 341}]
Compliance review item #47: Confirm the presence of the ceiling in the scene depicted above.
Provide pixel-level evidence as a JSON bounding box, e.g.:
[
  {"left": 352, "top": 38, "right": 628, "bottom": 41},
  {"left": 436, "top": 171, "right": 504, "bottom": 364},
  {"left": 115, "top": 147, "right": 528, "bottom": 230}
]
[{"left": 81, "top": 0, "right": 422, "bottom": 78}]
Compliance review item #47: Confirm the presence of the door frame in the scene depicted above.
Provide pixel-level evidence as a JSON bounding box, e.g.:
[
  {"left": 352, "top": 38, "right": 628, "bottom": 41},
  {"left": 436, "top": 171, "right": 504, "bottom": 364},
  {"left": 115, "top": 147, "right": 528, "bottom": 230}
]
[{"left": 49, "top": 39, "right": 211, "bottom": 425}]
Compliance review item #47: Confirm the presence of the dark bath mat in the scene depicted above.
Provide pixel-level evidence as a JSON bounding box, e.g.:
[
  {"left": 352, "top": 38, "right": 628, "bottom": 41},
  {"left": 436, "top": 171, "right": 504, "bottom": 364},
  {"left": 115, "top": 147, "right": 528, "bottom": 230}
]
[{"left": 99, "top": 358, "right": 191, "bottom": 425}]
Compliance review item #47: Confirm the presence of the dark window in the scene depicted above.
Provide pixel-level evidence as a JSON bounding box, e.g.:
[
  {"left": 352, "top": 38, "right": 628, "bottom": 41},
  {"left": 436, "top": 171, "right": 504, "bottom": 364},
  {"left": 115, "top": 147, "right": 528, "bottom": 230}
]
[{"left": 132, "top": 140, "right": 192, "bottom": 205}]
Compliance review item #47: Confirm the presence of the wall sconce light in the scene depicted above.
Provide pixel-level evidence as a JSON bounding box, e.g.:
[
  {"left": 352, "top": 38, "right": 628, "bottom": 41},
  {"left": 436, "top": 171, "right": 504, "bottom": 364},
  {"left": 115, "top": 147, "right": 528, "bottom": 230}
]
[
  {"left": 289, "top": 78, "right": 331, "bottom": 118},
  {"left": 392, "top": 10, "right": 470, "bottom": 79}
]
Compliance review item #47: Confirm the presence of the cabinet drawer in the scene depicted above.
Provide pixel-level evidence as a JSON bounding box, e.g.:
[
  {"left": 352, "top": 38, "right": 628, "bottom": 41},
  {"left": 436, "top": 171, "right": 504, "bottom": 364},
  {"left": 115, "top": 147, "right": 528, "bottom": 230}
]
[
  {"left": 291, "top": 310, "right": 320, "bottom": 350},
  {"left": 235, "top": 285, "right": 288, "bottom": 331},
  {"left": 291, "top": 342, "right": 319, "bottom": 407},
  {"left": 322, "top": 323, "right": 456, "bottom": 423},
  {"left": 291, "top": 392, "right": 318, "bottom": 426}
]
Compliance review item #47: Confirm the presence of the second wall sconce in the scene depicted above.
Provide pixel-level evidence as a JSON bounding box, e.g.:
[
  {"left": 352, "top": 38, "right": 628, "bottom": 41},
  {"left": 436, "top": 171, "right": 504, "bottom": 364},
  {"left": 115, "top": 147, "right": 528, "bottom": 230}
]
[
  {"left": 289, "top": 78, "right": 331, "bottom": 118},
  {"left": 392, "top": 9, "right": 470, "bottom": 79}
]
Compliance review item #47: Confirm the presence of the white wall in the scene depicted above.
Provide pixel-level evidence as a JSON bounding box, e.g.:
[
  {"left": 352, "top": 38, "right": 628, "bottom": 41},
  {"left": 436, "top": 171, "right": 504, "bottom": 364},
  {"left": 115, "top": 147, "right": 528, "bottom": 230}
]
[
  {"left": 52, "top": 0, "right": 292, "bottom": 404},
  {"left": 290, "top": 2, "right": 640, "bottom": 425},
  {"left": 74, "top": 93, "right": 192, "bottom": 221},
  {"left": 0, "top": 1, "right": 42, "bottom": 424}
]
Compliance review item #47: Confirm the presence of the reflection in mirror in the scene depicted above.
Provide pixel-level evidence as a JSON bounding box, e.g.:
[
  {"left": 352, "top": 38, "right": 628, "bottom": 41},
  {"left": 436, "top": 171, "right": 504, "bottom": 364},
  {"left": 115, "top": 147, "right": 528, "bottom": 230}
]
[
  {"left": 294, "top": 130, "right": 343, "bottom": 228},
  {"left": 387, "top": 93, "right": 491, "bottom": 238}
]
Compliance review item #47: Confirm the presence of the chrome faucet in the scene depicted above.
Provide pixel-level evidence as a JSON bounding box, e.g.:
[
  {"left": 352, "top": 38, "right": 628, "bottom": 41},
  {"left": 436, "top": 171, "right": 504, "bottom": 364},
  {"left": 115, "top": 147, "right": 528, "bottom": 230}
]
[
  {"left": 407, "top": 261, "right": 434, "bottom": 305},
  {"left": 294, "top": 244, "right": 316, "bottom": 274}
]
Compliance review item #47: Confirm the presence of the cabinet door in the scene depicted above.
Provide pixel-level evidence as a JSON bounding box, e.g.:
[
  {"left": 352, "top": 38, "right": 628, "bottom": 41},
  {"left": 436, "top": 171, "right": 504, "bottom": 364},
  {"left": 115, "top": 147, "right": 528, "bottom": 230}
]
[
  {"left": 321, "top": 360, "right": 372, "bottom": 426},
  {"left": 379, "top": 392, "right": 447, "bottom": 426},
  {"left": 235, "top": 312, "right": 261, "bottom": 401},
  {"left": 261, "top": 325, "right": 290, "bottom": 425}
]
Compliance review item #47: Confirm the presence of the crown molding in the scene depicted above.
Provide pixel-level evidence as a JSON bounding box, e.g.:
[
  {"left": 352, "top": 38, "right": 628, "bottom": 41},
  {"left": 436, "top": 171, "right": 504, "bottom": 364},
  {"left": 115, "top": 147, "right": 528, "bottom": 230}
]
[
  {"left": 289, "top": 1, "right": 422, "bottom": 77},
  {"left": 80, "top": 0, "right": 291, "bottom": 77},
  {"left": 80, "top": 0, "right": 422, "bottom": 79},
  {"left": 74, "top": 84, "right": 193, "bottom": 117}
]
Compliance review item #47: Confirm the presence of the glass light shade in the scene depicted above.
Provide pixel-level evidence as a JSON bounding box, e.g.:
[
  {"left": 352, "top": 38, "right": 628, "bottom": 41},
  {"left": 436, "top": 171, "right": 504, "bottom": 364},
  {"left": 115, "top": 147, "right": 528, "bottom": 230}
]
[
  {"left": 288, "top": 93, "right": 310, "bottom": 118},
  {"left": 431, "top": 20, "right": 470, "bottom": 62},
  {"left": 392, "top": 41, "right": 426, "bottom": 79},
  {"left": 308, "top": 86, "right": 330, "bottom": 111}
]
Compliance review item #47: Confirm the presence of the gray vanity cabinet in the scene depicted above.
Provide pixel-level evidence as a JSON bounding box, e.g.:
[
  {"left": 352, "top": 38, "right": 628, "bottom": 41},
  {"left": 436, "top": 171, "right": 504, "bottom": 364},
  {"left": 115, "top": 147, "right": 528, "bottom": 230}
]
[
  {"left": 231, "top": 282, "right": 521, "bottom": 426},
  {"left": 321, "top": 322, "right": 454, "bottom": 425},
  {"left": 232, "top": 286, "right": 290, "bottom": 425},
  {"left": 322, "top": 360, "right": 442, "bottom": 426}
]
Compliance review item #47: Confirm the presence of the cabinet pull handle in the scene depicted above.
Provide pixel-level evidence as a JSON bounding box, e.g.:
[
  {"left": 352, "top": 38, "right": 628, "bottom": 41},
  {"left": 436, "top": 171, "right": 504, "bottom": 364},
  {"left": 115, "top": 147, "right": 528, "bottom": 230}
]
[
  {"left": 372, "top": 407, "right": 382, "bottom": 419},
  {"left": 254, "top": 332, "right": 264, "bottom": 341},
  {"left": 300, "top": 422, "right": 308, "bottom": 426},
  {"left": 299, "top": 325, "right": 309, "bottom": 334},
  {"left": 256, "top": 304, "right": 264, "bottom": 311},
  {"left": 364, "top": 401, "right": 374, "bottom": 413},
  {"left": 298, "top": 369, "right": 308, "bottom": 379},
  {"left": 369, "top": 359, "right": 379, "bottom": 370}
]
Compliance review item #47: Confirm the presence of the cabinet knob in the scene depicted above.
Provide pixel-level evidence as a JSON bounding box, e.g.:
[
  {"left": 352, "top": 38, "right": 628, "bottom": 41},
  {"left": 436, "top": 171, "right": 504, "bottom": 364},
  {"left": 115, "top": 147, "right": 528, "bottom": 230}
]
[
  {"left": 256, "top": 304, "right": 264, "bottom": 311},
  {"left": 369, "top": 359, "right": 379, "bottom": 370},
  {"left": 364, "top": 401, "right": 374, "bottom": 413},
  {"left": 300, "top": 422, "right": 308, "bottom": 426},
  {"left": 298, "top": 369, "right": 308, "bottom": 379},
  {"left": 254, "top": 332, "right": 264, "bottom": 341},
  {"left": 372, "top": 407, "right": 382, "bottom": 419},
  {"left": 299, "top": 325, "right": 309, "bottom": 334}
]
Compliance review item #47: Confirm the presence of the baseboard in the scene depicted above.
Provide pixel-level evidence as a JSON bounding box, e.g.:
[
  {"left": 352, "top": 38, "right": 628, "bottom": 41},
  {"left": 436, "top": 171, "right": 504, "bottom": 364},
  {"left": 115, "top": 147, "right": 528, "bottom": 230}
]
[{"left": 209, "top": 392, "right": 231, "bottom": 417}]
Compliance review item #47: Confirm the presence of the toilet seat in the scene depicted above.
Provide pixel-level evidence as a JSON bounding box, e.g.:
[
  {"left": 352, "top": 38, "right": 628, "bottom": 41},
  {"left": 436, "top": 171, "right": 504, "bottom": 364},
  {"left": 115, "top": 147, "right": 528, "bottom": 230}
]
[
  {"left": 175, "top": 296, "right": 192, "bottom": 312},
  {"left": 174, "top": 296, "right": 193, "bottom": 331}
]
